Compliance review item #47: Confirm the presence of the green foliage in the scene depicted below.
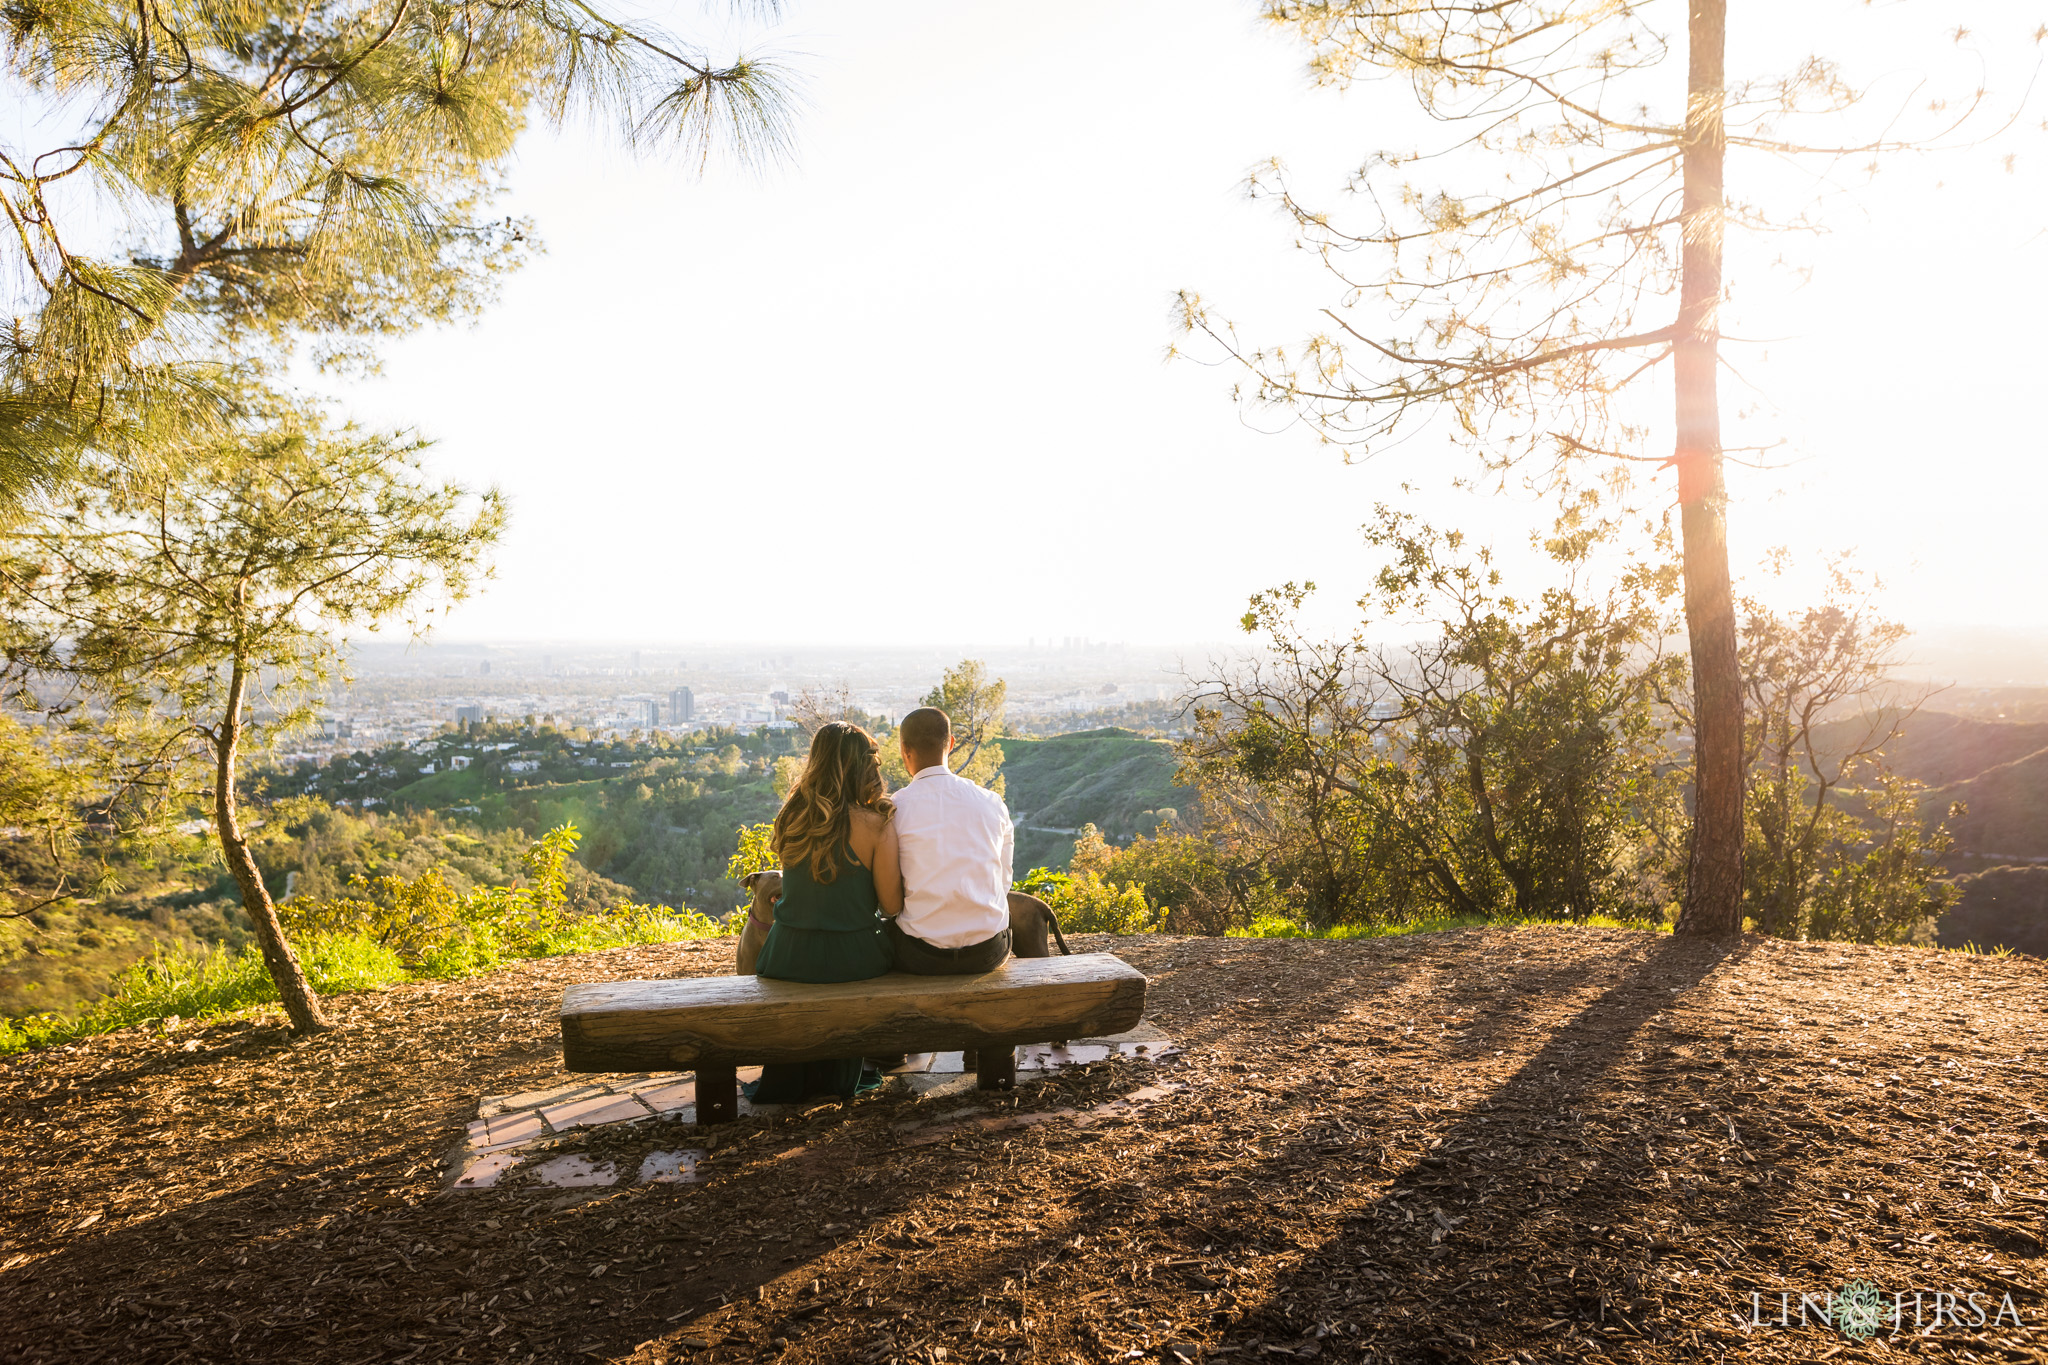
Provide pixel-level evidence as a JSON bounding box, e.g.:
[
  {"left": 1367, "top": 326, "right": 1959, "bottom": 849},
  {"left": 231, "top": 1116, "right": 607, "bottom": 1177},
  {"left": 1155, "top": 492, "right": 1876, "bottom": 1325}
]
[
  {"left": 0, "top": 0, "right": 799, "bottom": 482},
  {"left": 1080, "top": 820, "right": 1254, "bottom": 936},
  {"left": 1226, "top": 911, "right": 1665, "bottom": 941},
  {"left": 1736, "top": 572, "right": 1959, "bottom": 945},
  {"left": 920, "top": 659, "right": 1007, "bottom": 795},
  {"left": 3, "top": 822, "right": 726, "bottom": 1054},
  {"left": 1184, "top": 500, "right": 1685, "bottom": 932},
  {"left": 1015, "top": 825, "right": 1166, "bottom": 936},
  {"left": 998, "top": 727, "right": 1193, "bottom": 872},
  {"left": 725, "top": 822, "right": 779, "bottom": 889},
  {"left": 284, "top": 823, "right": 728, "bottom": 969},
  {"left": 0, "top": 399, "right": 505, "bottom": 1025},
  {"left": 1015, "top": 866, "right": 1162, "bottom": 937},
  {"left": 0, "top": 933, "right": 410, "bottom": 1054}
]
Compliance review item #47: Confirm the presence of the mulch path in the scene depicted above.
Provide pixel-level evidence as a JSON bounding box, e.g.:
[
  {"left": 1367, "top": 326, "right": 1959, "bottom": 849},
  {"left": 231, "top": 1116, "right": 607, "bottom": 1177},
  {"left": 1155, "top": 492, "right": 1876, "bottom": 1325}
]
[{"left": 3, "top": 928, "right": 2047, "bottom": 1363}]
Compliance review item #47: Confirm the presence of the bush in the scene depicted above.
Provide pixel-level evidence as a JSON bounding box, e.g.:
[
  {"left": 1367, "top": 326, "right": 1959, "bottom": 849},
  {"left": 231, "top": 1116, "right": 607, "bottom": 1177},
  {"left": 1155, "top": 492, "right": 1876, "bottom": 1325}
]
[
  {"left": 2, "top": 824, "right": 731, "bottom": 1054},
  {"left": 1016, "top": 830, "right": 1165, "bottom": 936},
  {"left": 0, "top": 932, "right": 410, "bottom": 1052},
  {"left": 1071, "top": 821, "right": 1259, "bottom": 934},
  {"left": 283, "top": 823, "right": 729, "bottom": 970},
  {"left": 1226, "top": 910, "right": 1667, "bottom": 940}
]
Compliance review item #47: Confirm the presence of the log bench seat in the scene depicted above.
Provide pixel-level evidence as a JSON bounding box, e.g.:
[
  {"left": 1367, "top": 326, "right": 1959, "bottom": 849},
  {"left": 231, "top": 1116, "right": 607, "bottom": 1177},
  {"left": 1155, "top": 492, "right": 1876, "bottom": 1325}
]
[{"left": 558, "top": 952, "right": 1147, "bottom": 1123}]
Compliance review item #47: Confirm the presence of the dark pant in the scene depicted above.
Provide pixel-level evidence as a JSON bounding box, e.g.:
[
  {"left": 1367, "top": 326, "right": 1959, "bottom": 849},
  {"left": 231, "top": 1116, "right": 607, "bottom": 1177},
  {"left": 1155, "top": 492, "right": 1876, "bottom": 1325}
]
[{"left": 888, "top": 920, "right": 1011, "bottom": 975}]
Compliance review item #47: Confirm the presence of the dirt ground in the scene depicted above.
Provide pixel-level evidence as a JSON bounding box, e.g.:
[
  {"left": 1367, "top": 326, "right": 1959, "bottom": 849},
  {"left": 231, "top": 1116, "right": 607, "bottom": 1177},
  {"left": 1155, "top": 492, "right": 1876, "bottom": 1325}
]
[{"left": 3, "top": 928, "right": 2047, "bottom": 1364}]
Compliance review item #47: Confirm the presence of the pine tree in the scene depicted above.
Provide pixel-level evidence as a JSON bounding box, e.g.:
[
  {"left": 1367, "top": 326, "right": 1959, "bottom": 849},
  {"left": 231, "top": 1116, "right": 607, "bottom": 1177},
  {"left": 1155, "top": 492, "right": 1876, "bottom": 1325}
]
[
  {"left": 0, "top": 0, "right": 795, "bottom": 498},
  {"left": 1, "top": 400, "right": 503, "bottom": 1029},
  {"left": 1179, "top": 0, "right": 2006, "bottom": 935}
]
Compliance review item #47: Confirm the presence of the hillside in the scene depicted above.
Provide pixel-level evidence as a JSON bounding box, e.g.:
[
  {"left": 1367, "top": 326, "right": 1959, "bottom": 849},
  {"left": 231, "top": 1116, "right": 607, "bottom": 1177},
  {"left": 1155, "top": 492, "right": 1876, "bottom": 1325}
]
[
  {"left": 1811, "top": 707, "right": 2048, "bottom": 788},
  {"left": 997, "top": 727, "right": 1194, "bottom": 871},
  {"left": 1942, "top": 864, "right": 2048, "bottom": 956},
  {"left": 1936, "top": 747, "right": 2048, "bottom": 861},
  {"left": 4, "top": 929, "right": 2044, "bottom": 1363},
  {"left": 1806, "top": 708, "right": 2048, "bottom": 865}
]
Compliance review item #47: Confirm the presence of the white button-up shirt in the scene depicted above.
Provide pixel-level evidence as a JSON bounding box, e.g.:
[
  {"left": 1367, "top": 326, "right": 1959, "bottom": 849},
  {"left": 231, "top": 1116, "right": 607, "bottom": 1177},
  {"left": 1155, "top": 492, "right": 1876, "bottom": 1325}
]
[{"left": 890, "top": 763, "right": 1014, "bottom": 949}]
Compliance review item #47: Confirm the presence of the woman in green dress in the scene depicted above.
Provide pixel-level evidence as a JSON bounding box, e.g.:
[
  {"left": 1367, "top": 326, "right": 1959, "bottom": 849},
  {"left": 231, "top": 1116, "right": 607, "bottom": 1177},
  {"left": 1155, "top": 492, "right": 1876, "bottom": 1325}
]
[{"left": 747, "top": 721, "right": 904, "bottom": 1103}]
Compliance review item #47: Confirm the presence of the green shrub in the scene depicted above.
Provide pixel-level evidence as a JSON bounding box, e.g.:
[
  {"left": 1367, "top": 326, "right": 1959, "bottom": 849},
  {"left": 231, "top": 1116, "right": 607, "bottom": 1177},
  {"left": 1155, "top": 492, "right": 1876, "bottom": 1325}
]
[
  {"left": 2, "top": 823, "right": 732, "bottom": 1054},
  {"left": 1016, "top": 855, "right": 1164, "bottom": 935},
  {"left": 1227, "top": 911, "right": 1669, "bottom": 940},
  {"left": 0, "top": 932, "right": 409, "bottom": 1052}
]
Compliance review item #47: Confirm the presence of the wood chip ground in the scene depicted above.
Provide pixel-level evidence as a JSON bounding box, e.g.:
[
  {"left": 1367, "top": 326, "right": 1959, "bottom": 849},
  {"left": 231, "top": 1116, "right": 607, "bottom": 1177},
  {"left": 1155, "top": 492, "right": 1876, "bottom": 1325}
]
[{"left": 3, "top": 928, "right": 2046, "bottom": 1363}]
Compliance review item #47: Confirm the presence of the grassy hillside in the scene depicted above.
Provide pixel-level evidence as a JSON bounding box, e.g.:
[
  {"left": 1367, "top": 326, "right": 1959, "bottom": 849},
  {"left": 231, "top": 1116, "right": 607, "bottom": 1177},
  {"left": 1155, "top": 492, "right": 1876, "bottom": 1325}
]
[
  {"left": 1941, "top": 863, "right": 2048, "bottom": 955},
  {"left": 1932, "top": 747, "right": 2048, "bottom": 861},
  {"left": 1812, "top": 707, "right": 2048, "bottom": 787},
  {"left": 1804, "top": 708, "right": 2048, "bottom": 866},
  {"left": 998, "top": 727, "right": 1193, "bottom": 871}
]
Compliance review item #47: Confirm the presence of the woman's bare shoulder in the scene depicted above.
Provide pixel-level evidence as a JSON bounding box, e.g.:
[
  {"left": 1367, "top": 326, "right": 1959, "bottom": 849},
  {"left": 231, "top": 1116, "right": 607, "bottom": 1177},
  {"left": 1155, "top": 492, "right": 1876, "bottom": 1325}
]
[{"left": 848, "top": 806, "right": 888, "bottom": 832}]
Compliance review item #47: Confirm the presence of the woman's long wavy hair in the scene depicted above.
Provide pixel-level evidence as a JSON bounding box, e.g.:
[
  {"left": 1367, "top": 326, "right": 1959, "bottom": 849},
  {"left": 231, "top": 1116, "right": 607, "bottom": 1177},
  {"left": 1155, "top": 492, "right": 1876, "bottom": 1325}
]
[{"left": 772, "top": 721, "right": 894, "bottom": 884}]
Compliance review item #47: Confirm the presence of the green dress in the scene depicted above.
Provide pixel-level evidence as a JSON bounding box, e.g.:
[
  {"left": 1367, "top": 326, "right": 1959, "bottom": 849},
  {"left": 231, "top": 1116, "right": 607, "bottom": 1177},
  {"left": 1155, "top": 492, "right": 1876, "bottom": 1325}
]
[{"left": 747, "top": 843, "right": 893, "bottom": 1103}]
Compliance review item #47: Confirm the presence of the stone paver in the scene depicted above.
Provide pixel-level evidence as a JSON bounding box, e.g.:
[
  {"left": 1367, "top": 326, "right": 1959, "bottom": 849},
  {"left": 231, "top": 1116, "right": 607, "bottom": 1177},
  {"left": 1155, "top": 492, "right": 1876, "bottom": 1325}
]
[
  {"left": 480, "top": 1081, "right": 609, "bottom": 1117},
  {"left": 532, "top": 1155, "right": 617, "bottom": 1187},
  {"left": 449, "top": 1019, "right": 1178, "bottom": 1192},
  {"left": 637, "top": 1151, "right": 702, "bottom": 1184},
  {"left": 1019, "top": 1042, "right": 1113, "bottom": 1069},
  {"left": 452, "top": 1152, "right": 524, "bottom": 1188},
  {"left": 539, "top": 1093, "right": 652, "bottom": 1131},
  {"left": 635, "top": 1081, "right": 696, "bottom": 1114},
  {"left": 483, "top": 1111, "right": 547, "bottom": 1146},
  {"left": 904, "top": 1073, "right": 978, "bottom": 1100}
]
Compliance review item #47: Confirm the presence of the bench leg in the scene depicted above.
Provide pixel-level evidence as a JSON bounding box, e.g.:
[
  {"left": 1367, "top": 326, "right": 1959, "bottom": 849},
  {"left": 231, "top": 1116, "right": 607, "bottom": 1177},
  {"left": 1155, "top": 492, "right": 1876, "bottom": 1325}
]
[
  {"left": 697, "top": 1063, "right": 738, "bottom": 1125},
  {"left": 976, "top": 1045, "right": 1016, "bottom": 1092}
]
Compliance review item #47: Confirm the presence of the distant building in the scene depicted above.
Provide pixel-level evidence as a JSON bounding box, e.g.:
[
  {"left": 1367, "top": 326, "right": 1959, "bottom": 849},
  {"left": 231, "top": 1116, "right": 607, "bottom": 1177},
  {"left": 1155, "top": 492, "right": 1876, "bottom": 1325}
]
[
  {"left": 450, "top": 755, "right": 472, "bottom": 771},
  {"left": 642, "top": 699, "right": 660, "bottom": 730},
  {"left": 632, "top": 650, "right": 642, "bottom": 671},
  {"left": 669, "top": 687, "right": 694, "bottom": 723},
  {"left": 478, "top": 660, "right": 490, "bottom": 676},
  {"left": 506, "top": 760, "right": 539, "bottom": 774},
  {"left": 455, "top": 704, "right": 483, "bottom": 725}
]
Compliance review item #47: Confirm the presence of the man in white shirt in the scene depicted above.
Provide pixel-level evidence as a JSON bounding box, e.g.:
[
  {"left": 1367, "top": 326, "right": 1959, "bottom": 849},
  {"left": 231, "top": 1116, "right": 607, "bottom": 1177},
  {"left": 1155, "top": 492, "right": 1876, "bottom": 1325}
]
[{"left": 887, "top": 706, "right": 1014, "bottom": 974}]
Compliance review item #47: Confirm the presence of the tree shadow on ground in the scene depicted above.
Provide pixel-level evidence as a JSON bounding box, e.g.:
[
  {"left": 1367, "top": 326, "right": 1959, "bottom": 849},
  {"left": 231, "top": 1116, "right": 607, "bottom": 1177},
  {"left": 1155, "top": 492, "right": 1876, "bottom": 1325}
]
[
  {"left": 13, "top": 931, "right": 2028, "bottom": 1365},
  {"left": 1207, "top": 932, "right": 1874, "bottom": 1363}
]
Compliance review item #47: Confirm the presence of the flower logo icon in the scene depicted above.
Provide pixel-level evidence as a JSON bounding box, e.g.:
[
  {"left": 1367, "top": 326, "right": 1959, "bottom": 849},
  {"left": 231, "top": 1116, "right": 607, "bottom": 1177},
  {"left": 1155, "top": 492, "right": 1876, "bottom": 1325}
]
[{"left": 1835, "top": 1280, "right": 1888, "bottom": 1340}]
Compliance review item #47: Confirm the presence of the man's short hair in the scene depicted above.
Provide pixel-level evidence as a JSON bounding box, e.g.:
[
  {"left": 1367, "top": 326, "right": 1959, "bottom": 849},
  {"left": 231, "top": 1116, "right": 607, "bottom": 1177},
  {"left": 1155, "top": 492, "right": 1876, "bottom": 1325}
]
[{"left": 899, "top": 707, "right": 951, "bottom": 760}]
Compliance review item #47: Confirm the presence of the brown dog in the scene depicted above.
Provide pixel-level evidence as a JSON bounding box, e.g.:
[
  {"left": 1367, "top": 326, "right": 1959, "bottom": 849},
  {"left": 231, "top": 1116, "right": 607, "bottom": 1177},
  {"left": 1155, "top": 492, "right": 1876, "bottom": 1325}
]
[
  {"left": 1005, "top": 890, "right": 1071, "bottom": 959},
  {"left": 734, "top": 872, "right": 1069, "bottom": 975},
  {"left": 736, "top": 869, "right": 781, "bottom": 975}
]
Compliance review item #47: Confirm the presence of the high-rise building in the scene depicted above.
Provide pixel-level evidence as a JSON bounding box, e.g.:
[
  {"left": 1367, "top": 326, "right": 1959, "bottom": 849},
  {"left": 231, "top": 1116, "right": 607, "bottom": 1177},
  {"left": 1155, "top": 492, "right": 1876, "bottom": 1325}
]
[
  {"left": 642, "top": 699, "right": 660, "bottom": 730},
  {"left": 456, "top": 704, "right": 483, "bottom": 725},
  {"left": 669, "top": 687, "right": 694, "bottom": 723},
  {"left": 478, "top": 660, "right": 490, "bottom": 676},
  {"left": 631, "top": 650, "right": 642, "bottom": 671}
]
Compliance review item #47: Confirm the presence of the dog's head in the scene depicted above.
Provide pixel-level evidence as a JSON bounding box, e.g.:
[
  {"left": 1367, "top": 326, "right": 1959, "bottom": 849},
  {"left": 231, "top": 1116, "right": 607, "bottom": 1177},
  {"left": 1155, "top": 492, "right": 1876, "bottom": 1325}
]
[{"left": 741, "top": 869, "right": 782, "bottom": 927}]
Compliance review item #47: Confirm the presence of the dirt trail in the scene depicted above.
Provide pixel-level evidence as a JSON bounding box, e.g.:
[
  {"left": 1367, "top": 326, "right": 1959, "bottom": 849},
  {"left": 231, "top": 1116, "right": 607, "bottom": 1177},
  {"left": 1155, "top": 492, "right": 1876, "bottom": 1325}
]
[{"left": 2, "top": 928, "right": 2045, "bottom": 1363}]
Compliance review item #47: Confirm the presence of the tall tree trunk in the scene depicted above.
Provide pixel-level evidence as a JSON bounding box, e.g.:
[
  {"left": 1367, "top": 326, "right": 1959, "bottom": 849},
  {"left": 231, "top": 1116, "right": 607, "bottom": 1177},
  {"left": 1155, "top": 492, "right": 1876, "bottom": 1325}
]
[
  {"left": 215, "top": 648, "right": 332, "bottom": 1033},
  {"left": 1673, "top": 0, "right": 1744, "bottom": 937}
]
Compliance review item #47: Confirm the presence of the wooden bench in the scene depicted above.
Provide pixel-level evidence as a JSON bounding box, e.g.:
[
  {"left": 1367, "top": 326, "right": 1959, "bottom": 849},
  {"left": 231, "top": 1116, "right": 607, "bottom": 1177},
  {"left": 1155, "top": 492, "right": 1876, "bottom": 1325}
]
[{"left": 559, "top": 953, "right": 1147, "bottom": 1123}]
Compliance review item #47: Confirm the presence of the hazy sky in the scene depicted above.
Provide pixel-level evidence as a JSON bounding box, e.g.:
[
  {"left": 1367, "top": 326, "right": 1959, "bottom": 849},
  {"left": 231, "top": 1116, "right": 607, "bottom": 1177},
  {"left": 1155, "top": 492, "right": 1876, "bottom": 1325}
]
[{"left": 324, "top": 0, "right": 2047, "bottom": 648}]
